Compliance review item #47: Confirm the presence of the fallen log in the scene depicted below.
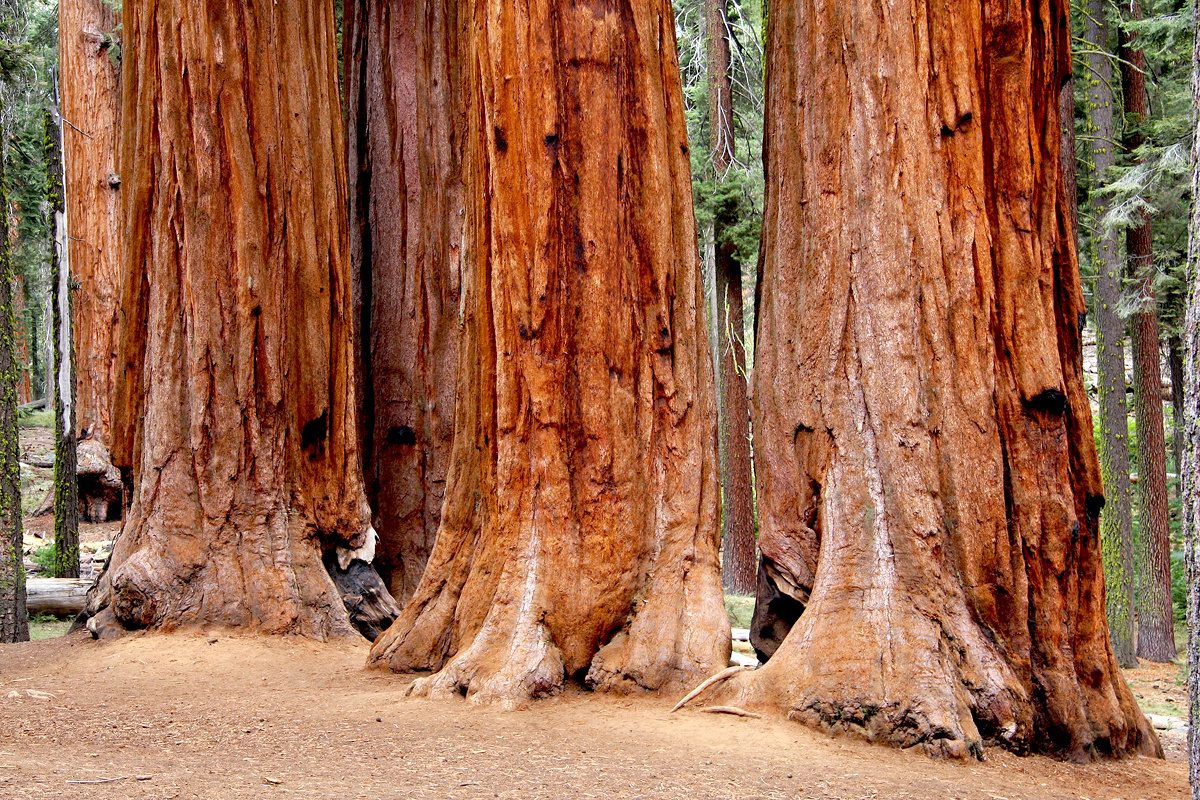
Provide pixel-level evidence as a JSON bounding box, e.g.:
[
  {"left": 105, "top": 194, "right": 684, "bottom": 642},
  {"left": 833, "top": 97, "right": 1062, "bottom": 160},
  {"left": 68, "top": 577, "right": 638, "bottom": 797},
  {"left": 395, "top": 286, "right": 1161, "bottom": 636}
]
[
  {"left": 22, "top": 454, "right": 55, "bottom": 469},
  {"left": 26, "top": 578, "right": 91, "bottom": 616}
]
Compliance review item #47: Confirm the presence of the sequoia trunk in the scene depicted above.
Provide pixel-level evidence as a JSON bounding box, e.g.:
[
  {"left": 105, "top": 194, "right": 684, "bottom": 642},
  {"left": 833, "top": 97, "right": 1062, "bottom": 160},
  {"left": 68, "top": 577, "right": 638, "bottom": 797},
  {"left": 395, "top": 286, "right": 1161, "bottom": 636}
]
[
  {"left": 369, "top": 0, "right": 730, "bottom": 706},
  {"left": 1120, "top": 8, "right": 1176, "bottom": 664},
  {"left": 59, "top": 0, "right": 121, "bottom": 446},
  {"left": 86, "top": 0, "right": 372, "bottom": 638},
  {"left": 346, "top": 0, "right": 463, "bottom": 603},
  {"left": 0, "top": 101, "right": 27, "bottom": 644},
  {"left": 1085, "top": 0, "right": 1137, "bottom": 668},
  {"left": 706, "top": 0, "right": 757, "bottom": 597},
  {"left": 740, "top": 0, "right": 1158, "bottom": 759}
]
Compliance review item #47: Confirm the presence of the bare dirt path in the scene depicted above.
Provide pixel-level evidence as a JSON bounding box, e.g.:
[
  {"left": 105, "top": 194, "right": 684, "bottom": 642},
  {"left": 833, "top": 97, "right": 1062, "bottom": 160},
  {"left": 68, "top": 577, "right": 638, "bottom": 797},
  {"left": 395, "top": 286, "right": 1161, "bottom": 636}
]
[{"left": 0, "top": 633, "right": 1187, "bottom": 799}]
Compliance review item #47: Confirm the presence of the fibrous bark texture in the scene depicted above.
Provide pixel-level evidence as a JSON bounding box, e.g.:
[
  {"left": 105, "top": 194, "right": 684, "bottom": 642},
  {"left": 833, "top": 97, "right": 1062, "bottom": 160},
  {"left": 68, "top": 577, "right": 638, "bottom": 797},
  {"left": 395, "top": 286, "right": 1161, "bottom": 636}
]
[
  {"left": 45, "top": 104, "right": 80, "bottom": 579},
  {"left": 346, "top": 0, "right": 463, "bottom": 604},
  {"left": 743, "top": 0, "right": 1158, "bottom": 760},
  {"left": 87, "top": 0, "right": 371, "bottom": 639},
  {"left": 59, "top": 0, "right": 121, "bottom": 445},
  {"left": 1084, "top": 0, "right": 1137, "bottom": 668},
  {"left": 0, "top": 110, "right": 27, "bottom": 644},
  {"left": 706, "top": 0, "right": 757, "bottom": 597},
  {"left": 1183, "top": 3, "right": 1200, "bottom": 791},
  {"left": 369, "top": 0, "right": 729, "bottom": 707},
  {"left": 1119, "top": 8, "right": 1176, "bottom": 664}
]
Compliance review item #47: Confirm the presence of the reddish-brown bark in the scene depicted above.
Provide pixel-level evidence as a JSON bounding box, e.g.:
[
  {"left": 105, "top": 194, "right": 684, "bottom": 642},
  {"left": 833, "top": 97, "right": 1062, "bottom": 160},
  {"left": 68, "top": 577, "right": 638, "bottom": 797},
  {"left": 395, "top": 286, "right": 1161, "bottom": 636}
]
[
  {"left": 738, "top": 0, "right": 1158, "bottom": 760},
  {"left": 706, "top": 0, "right": 757, "bottom": 597},
  {"left": 368, "top": 0, "right": 729, "bottom": 706},
  {"left": 346, "top": 0, "right": 463, "bottom": 603},
  {"left": 1119, "top": 7, "right": 1177, "bottom": 664},
  {"left": 87, "top": 0, "right": 370, "bottom": 638},
  {"left": 59, "top": 0, "right": 121, "bottom": 445}
]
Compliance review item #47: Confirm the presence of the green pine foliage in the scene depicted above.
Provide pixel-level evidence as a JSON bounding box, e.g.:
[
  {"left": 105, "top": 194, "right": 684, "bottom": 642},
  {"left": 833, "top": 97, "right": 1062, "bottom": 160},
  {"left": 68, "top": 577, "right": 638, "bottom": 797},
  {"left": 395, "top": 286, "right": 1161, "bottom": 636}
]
[
  {"left": 1, "top": 0, "right": 58, "bottom": 402},
  {"left": 674, "top": 0, "right": 765, "bottom": 350},
  {"left": 1071, "top": 0, "right": 1195, "bottom": 627}
]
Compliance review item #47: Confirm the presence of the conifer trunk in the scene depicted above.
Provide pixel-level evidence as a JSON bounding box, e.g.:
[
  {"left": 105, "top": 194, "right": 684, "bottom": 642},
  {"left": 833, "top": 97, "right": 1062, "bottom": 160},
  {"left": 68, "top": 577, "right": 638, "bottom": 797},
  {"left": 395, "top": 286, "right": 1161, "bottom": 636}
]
[
  {"left": 1184, "top": 1, "right": 1200, "bottom": 790},
  {"left": 1180, "top": 3, "right": 1200, "bottom": 786},
  {"left": 1084, "top": 0, "right": 1137, "bottom": 668},
  {"left": 86, "top": 0, "right": 372, "bottom": 638},
  {"left": 1170, "top": 335, "right": 1185, "bottom": 497},
  {"left": 706, "top": 0, "right": 757, "bottom": 597},
  {"left": 346, "top": 0, "right": 464, "bottom": 603},
  {"left": 0, "top": 97, "right": 27, "bottom": 644},
  {"left": 740, "top": 0, "right": 1158, "bottom": 760},
  {"left": 1120, "top": 6, "right": 1177, "bottom": 664},
  {"left": 45, "top": 101, "right": 80, "bottom": 579},
  {"left": 369, "top": 0, "right": 730, "bottom": 706},
  {"left": 59, "top": 0, "right": 121, "bottom": 448}
]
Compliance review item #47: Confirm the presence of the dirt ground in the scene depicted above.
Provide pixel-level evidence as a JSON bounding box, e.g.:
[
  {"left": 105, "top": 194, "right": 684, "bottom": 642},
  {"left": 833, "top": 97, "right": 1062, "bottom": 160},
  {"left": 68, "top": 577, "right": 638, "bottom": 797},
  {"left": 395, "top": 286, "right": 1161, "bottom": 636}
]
[{"left": 0, "top": 634, "right": 1187, "bottom": 800}]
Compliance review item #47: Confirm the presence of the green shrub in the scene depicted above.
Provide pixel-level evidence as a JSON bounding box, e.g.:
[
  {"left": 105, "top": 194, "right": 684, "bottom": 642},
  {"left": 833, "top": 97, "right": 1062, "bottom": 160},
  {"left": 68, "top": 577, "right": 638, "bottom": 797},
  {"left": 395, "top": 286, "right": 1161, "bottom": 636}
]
[{"left": 30, "top": 542, "right": 54, "bottom": 573}]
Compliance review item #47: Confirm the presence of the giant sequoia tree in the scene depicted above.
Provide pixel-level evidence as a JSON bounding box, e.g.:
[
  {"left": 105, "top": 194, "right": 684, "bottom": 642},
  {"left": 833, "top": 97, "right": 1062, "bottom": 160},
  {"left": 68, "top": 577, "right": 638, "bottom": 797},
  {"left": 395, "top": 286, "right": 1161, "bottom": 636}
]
[
  {"left": 85, "top": 0, "right": 372, "bottom": 638},
  {"left": 368, "top": 0, "right": 730, "bottom": 706},
  {"left": 346, "top": 0, "right": 463, "bottom": 603},
  {"left": 741, "top": 0, "right": 1158, "bottom": 760},
  {"left": 60, "top": 0, "right": 120, "bottom": 446}
]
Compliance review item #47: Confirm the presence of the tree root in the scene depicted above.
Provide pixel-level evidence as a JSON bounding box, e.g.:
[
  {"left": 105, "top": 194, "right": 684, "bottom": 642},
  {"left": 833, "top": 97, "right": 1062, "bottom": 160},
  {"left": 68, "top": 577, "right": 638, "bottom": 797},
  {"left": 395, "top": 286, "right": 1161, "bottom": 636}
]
[
  {"left": 701, "top": 706, "right": 761, "bottom": 719},
  {"left": 671, "top": 665, "right": 752, "bottom": 713}
]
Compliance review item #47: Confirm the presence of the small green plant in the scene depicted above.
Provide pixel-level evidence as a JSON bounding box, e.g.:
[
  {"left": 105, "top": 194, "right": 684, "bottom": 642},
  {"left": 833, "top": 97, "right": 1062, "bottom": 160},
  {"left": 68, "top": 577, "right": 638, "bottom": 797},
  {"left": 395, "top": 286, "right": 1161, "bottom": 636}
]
[{"left": 30, "top": 542, "right": 54, "bottom": 573}]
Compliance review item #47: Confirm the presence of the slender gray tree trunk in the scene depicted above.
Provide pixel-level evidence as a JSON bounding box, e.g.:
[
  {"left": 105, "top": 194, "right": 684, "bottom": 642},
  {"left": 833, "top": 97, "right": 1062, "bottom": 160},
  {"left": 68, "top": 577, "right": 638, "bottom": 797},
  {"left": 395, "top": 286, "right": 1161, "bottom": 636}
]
[
  {"left": 0, "top": 99, "right": 28, "bottom": 644},
  {"left": 46, "top": 95, "right": 79, "bottom": 580},
  {"left": 1085, "top": 0, "right": 1137, "bottom": 667}
]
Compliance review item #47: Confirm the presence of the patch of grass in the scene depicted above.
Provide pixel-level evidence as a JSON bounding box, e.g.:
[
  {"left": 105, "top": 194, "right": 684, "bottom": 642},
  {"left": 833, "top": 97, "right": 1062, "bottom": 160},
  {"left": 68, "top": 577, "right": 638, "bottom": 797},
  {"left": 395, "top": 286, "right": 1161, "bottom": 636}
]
[
  {"left": 725, "top": 593, "right": 754, "bottom": 629},
  {"left": 28, "top": 613, "right": 71, "bottom": 641},
  {"left": 1138, "top": 696, "right": 1185, "bottom": 719},
  {"left": 18, "top": 408, "right": 53, "bottom": 429}
]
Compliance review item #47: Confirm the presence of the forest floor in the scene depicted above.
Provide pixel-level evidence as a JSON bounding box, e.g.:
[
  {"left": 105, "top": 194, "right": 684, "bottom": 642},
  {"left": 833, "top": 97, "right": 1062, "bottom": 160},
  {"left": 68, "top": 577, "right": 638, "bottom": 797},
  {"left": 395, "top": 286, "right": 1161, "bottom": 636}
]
[{"left": 0, "top": 633, "right": 1188, "bottom": 800}]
